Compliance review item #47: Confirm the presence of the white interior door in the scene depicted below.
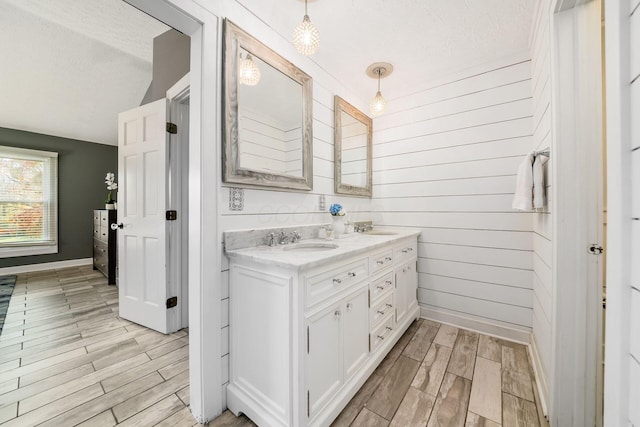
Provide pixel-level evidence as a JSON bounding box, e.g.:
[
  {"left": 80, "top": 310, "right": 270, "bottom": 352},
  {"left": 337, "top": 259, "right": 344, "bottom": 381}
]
[{"left": 117, "top": 98, "right": 171, "bottom": 334}]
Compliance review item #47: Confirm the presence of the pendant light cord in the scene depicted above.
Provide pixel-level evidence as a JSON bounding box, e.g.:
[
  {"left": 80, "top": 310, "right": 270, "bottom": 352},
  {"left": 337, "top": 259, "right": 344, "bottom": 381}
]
[{"left": 305, "top": 0, "right": 308, "bottom": 15}]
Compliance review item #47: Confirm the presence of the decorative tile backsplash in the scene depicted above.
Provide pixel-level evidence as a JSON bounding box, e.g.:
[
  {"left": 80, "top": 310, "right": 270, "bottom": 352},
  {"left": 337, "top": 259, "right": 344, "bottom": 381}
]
[{"left": 229, "top": 187, "right": 244, "bottom": 211}]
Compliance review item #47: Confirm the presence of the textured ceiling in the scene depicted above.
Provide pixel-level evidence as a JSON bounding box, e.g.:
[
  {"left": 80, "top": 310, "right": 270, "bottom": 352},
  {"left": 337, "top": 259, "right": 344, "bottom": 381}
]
[
  {"left": 0, "top": 0, "right": 168, "bottom": 145},
  {"left": 237, "top": 0, "right": 535, "bottom": 104}
]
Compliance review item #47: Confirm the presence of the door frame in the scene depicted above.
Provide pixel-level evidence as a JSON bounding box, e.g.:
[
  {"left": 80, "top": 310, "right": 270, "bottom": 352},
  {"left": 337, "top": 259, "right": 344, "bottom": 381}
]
[
  {"left": 603, "top": 0, "right": 633, "bottom": 425},
  {"left": 124, "top": 0, "right": 221, "bottom": 423},
  {"left": 166, "top": 73, "right": 190, "bottom": 331},
  {"left": 549, "top": 0, "right": 604, "bottom": 425}
]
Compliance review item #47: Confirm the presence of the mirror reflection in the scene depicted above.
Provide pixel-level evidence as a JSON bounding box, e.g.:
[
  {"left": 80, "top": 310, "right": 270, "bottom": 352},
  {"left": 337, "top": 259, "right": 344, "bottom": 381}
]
[
  {"left": 334, "top": 96, "right": 372, "bottom": 197},
  {"left": 238, "top": 48, "right": 304, "bottom": 177},
  {"left": 223, "top": 19, "right": 313, "bottom": 191},
  {"left": 339, "top": 111, "right": 368, "bottom": 188}
]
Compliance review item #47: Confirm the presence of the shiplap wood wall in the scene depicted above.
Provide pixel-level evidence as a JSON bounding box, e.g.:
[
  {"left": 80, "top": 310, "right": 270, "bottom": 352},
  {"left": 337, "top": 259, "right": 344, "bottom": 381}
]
[
  {"left": 529, "top": 0, "right": 553, "bottom": 406},
  {"left": 372, "top": 55, "right": 534, "bottom": 342},
  {"left": 628, "top": 0, "right": 640, "bottom": 424}
]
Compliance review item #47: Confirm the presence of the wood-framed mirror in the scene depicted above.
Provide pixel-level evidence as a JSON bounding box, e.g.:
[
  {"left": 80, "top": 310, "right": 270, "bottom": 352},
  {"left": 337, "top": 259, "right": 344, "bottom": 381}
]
[
  {"left": 223, "top": 19, "right": 313, "bottom": 191},
  {"left": 334, "top": 96, "right": 372, "bottom": 197}
]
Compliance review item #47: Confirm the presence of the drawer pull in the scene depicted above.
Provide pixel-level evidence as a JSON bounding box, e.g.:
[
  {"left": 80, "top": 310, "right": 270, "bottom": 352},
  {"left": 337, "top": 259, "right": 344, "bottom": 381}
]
[
  {"left": 334, "top": 310, "right": 341, "bottom": 318},
  {"left": 346, "top": 303, "right": 352, "bottom": 311},
  {"left": 386, "top": 303, "right": 393, "bottom": 308},
  {"left": 377, "top": 310, "right": 386, "bottom": 315},
  {"left": 333, "top": 278, "right": 342, "bottom": 285},
  {"left": 385, "top": 280, "right": 392, "bottom": 285},
  {"left": 376, "top": 285, "right": 385, "bottom": 290},
  {"left": 386, "top": 326, "right": 393, "bottom": 331},
  {"left": 385, "top": 256, "right": 392, "bottom": 261},
  {"left": 347, "top": 272, "right": 356, "bottom": 278},
  {"left": 377, "top": 335, "right": 386, "bottom": 340},
  {"left": 402, "top": 247, "right": 414, "bottom": 253},
  {"left": 376, "top": 260, "right": 384, "bottom": 265}
]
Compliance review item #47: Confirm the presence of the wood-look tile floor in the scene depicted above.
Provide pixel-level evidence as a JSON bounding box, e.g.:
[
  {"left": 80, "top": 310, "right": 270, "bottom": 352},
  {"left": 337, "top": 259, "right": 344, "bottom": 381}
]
[
  {"left": 0, "top": 266, "right": 547, "bottom": 427},
  {"left": 0, "top": 266, "right": 193, "bottom": 427},
  {"left": 212, "top": 320, "right": 548, "bottom": 427}
]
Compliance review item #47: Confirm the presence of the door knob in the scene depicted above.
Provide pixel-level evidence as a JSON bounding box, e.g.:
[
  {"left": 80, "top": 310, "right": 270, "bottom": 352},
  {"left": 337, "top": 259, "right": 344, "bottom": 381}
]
[{"left": 111, "top": 223, "right": 123, "bottom": 230}]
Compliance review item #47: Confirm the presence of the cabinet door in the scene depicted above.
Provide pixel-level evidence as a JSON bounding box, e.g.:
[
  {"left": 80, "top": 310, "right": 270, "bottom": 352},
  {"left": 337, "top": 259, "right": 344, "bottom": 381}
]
[
  {"left": 395, "top": 260, "right": 418, "bottom": 325},
  {"left": 343, "top": 288, "right": 370, "bottom": 380},
  {"left": 307, "top": 304, "right": 342, "bottom": 418}
]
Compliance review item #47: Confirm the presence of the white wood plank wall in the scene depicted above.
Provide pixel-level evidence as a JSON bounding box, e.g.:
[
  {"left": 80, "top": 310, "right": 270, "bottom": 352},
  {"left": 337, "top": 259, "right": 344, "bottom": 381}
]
[
  {"left": 372, "top": 57, "right": 534, "bottom": 340},
  {"left": 629, "top": 1, "right": 640, "bottom": 424},
  {"left": 529, "top": 0, "right": 553, "bottom": 404}
]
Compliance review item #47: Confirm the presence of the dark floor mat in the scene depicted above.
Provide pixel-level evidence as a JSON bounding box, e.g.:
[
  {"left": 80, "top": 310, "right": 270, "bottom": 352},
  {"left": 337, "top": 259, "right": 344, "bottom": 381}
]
[{"left": 0, "top": 275, "right": 17, "bottom": 335}]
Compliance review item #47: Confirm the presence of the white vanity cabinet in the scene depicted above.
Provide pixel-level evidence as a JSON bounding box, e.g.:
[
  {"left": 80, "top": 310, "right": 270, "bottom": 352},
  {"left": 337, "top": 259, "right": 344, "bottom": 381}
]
[{"left": 226, "top": 233, "right": 419, "bottom": 427}]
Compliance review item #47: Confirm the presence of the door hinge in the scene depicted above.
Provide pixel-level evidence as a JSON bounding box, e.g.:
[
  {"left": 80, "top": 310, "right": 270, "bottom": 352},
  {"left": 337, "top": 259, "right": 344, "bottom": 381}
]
[
  {"left": 307, "top": 390, "right": 310, "bottom": 417},
  {"left": 307, "top": 326, "right": 310, "bottom": 354},
  {"left": 166, "top": 210, "right": 177, "bottom": 221},
  {"left": 588, "top": 244, "right": 604, "bottom": 255},
  {"left": 166, "top": 122, "right": 177, "bottom": 134},
  {"left": 166, "top": 296, "right": 178, "bottom": 308},
  {"left": 368, "top": 289, "right": 371, "bottom": 308},
  {"left": 368, "top": 333, "right": 371, "bottom": 352}
]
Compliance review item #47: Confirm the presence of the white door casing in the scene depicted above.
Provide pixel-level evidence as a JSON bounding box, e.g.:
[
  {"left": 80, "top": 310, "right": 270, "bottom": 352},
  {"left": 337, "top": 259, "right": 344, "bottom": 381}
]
[{"left": 118, "top": 98, "right": 172, "bottom": 334}]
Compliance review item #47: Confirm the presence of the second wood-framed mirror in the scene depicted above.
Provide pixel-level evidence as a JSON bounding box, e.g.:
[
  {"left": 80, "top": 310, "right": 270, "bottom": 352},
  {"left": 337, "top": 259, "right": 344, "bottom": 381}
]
[{"left": 334, "top": 96, "right": 372, "bottom": 197}]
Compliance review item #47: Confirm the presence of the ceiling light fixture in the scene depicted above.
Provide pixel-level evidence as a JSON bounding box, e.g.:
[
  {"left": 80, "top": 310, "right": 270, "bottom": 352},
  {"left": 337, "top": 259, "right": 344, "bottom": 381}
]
[
  {"left": 238, "top": 52, "right": 261, "bottom": 86},
  {"left": 293, "top": 0, "right": 319, "bottom": 56},
  {"left": 367, "top": 62, "right": 393, "bottom": 116}
]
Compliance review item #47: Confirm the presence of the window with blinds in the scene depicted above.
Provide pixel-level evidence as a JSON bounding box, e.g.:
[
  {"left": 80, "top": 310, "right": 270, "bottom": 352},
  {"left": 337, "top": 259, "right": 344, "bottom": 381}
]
[{"left": 0, "top": 146, "right": 58, "bottom": 258}]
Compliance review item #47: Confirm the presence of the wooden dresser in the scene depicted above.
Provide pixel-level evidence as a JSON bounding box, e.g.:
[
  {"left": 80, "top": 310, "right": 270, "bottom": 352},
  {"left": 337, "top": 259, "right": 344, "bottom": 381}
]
[{"left": 93, "top": 209, "right": 117, "bottom": 285}]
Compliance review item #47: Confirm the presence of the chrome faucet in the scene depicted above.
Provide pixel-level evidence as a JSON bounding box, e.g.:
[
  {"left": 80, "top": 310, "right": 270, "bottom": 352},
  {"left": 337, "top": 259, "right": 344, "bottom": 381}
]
[
  {"left": 278, "top": 231, "right": 290, "bottom": 245},
  {"left": 291, "top": 231, "right": 301, "bottom": 243},
  {"left": 266, "top": 233, "right": 277, "bottom": 247}
]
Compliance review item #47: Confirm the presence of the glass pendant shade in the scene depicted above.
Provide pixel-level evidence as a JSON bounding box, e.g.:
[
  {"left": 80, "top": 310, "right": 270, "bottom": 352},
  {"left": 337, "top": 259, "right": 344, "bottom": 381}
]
[
  {"left": 238, "top": 54, "right": 261, "bottom": 86},
  {"left": 293, "top": 15, "right": 320, "bottom": 56},
  {"left": 369, "top": 90, "right": 387, "bottom": 116}
]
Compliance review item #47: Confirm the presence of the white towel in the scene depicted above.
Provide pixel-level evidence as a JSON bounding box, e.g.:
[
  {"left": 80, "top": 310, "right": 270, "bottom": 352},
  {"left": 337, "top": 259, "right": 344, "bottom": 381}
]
[
  {"left": 533, "top": 154, "right": 546, "bottom": 209},
  {"left": 512, "top": 152, "right": 534, "bottom": 211}
]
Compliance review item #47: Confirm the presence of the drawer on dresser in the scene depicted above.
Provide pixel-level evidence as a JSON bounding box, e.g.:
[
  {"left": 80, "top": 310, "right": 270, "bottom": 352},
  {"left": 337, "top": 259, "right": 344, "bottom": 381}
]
[
  {"left": 93, "top": 225, "right": 101, "bottom": 240},
  {"left": 370, "top": 315, "right": 395, "bottom": 353},
  {"left": 93, "top": 211, "right": 101, "bottom": 224},
  {"left": 93, "top": 239, "right": 108, "bottom": 258},
  {"left": 393, "top": 240, "right": 418, "bottom": 264},
  {"left": 370, "top": 292, "right": 394, "bottom": 330},
  {"left": 305, "top": 258, "right": 369, "bottom": 307},
  {"left": 369, "top": 272, "right": 394, "bottom": 302},
  {"left": 99, "top": 210, "right": 110, "bottom": 227},
  {"left": 370, "top": 250, "right": 394, "bottom": 274},
  {"left": 95, "top": 226, "right": 109, "bottom": 242}
]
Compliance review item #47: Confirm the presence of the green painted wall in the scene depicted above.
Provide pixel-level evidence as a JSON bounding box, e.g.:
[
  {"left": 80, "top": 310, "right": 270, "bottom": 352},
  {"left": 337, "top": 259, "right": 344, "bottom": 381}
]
[{"left": 0, "top": 127, "right": 117, "bottom": 268}]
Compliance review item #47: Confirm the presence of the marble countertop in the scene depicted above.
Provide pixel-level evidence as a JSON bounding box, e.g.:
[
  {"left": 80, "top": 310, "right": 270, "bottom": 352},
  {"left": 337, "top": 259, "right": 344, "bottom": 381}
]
[{"left": 225, "top": 227, "right": 420, "bottom": 270}]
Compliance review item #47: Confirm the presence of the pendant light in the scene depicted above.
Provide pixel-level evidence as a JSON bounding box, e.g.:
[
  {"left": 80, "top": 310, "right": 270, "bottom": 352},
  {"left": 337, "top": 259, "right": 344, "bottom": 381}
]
[
  {"left": 367, "top": 62, "right": 393, "bottom": 116},
  {"left": 238, "top": 52, "right": 261, "bottom": 86},
  {"left": 293, "top": 0, "right": 320, "bottom": 56}
]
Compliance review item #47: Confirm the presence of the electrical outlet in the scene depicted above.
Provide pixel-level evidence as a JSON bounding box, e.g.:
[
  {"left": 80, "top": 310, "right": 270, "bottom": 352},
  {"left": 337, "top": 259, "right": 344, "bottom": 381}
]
[{"left": 318, "top": 194, "right": 326, "bottom": 211}]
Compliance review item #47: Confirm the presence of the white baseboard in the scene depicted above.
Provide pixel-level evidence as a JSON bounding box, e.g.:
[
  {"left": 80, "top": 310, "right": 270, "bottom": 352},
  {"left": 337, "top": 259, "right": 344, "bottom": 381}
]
[
  {"left": 420, "top": 305, "right": 531, "bottom": 344},
  {"left": 0, "top": 258, "right": 93, "bottom": 276},
  {"left": 528, "top": 333, "right": 549, "bottom": 417}
]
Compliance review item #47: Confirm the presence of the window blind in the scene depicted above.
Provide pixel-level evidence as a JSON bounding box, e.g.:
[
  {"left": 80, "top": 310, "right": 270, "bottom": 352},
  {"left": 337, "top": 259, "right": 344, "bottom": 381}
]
[{"left": 0, "top": 146, "right": 58, "bottom": 252}]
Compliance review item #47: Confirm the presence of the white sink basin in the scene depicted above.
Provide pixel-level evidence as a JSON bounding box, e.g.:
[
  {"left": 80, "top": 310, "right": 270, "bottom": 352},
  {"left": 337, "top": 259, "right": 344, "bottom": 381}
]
[
  {"left": 363, "top": 230, "right": 398, "bottom": 235},
  {"left": 282, "top": 243, "right": 339, "bottom": 252}
]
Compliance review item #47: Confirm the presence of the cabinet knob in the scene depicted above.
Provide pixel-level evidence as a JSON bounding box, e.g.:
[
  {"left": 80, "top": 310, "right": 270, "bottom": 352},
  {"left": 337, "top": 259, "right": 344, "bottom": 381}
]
[
  {"left": 385, "top": 256, "right": 392, "bottom": 261},
  {"left": 334, "top": 310, "right": 341, "bottom": 318},
  {"left": 346, "top": 303, "right": 352, "bottom": 311},
  {"left": 385, "top": 280, "right": 392, "bottom": 285},
  {"left": 347, "top": 272, "right": 356, "bottom": 278},
  {"left": 333, "top": 278, "right": 342, "bottom": 285}
]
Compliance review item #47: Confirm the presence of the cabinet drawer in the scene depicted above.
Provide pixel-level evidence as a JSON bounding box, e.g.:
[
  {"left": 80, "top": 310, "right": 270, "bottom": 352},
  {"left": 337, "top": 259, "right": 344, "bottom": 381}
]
[
  {"left": 370, "top": 292, "right": 394, "bottom": 330},
  {"left": 370, "top": 250, "right": 394, "bottom": 274},
  {"left": 369, "top": 272, "right": 394, "bottom": 303},
  {"left": 99, "top": 210, "right": 110, "bottom": 226},
  {"left": 305, "top": 258, "right": 368, "bottom": 307},
  {"left": 393, "top": 240, "right": 417, "bottom": 264},
  {"left": 98, "top": 226, "right": 109, "bottom": 242},
  {"left": 93, "top": 239, "right": 108, "bottom": 258},
  {"left": 370, "top": 315, "right": 395, "bottom": 354},
  {"left": 93, "top": 211, "right": 101, "bottom": 224},
  {"left": 93, "top": 226, "right": 101, "bottom": 240}
]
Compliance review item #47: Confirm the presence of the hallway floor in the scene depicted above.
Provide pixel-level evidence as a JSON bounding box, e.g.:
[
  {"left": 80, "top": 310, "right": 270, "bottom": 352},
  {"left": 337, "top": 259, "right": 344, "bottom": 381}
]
[{"left": 0, "top": 266, "right": 546, "bottom": 426}]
